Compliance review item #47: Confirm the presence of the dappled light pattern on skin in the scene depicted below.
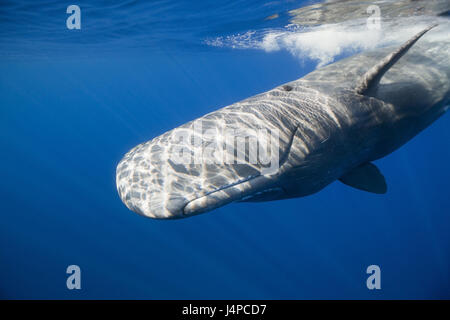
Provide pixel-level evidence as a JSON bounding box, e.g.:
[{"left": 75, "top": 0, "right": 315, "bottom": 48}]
[{"left": 116, "top": 84, "right": 338, "bottom": 218}]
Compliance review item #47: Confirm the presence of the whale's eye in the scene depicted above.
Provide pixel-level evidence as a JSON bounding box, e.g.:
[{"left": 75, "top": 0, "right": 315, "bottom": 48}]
[{"left": 283, "top": 85, "right": 293, "bottom": 91}]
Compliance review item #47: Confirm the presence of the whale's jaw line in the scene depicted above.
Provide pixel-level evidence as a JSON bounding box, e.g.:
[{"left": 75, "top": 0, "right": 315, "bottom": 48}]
[
  {"left": 182, "top": 174, "right": 273, "bottom": 217},
  {"left": 117, "top": 167, "right": 275, "bottom": 219}
]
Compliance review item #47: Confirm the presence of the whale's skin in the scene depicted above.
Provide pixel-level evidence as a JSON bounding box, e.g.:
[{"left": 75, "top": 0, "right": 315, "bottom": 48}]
[{"left": 116, "top": 26, "right": 449, "bottom": 219}]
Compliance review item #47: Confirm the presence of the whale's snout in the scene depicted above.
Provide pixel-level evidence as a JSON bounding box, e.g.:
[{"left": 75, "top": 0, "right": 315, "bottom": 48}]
[
  {"left": 115, "top": 143, "right": 190, "bottom": 219},
  {"left": 115, "top": 139, "right": 272, "bottom": 219},
  {"left": 115, "top": 117, "right": 290, "bottom": 219}
]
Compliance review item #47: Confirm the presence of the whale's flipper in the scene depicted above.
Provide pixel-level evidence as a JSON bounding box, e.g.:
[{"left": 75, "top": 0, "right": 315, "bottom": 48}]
[
  {"left": 339, "top": 162, "right": 387, "bottom": 194},
  {"left": 355, "top": 24, "right": 437, "bottom": 96}
]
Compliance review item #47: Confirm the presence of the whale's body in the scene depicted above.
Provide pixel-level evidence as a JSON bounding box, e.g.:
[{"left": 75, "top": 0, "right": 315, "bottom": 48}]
[{"left": 116, "top": 25, "right": 449, "bottom": 219}]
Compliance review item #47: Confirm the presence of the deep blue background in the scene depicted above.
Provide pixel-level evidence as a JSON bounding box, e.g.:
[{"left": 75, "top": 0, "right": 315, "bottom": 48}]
[{"left": 0, "top": 1, "right": 449, "bottom": 299}]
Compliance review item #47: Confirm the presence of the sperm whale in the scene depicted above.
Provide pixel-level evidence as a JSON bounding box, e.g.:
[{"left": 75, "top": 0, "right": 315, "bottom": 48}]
[{"left": 116, "top": 24, "right": 449, "bottom": 219}]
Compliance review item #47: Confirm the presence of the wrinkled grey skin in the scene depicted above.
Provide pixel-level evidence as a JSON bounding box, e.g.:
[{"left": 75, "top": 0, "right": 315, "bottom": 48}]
[{"left": 116, "top": 26, "right": 449, "bottom": 219}]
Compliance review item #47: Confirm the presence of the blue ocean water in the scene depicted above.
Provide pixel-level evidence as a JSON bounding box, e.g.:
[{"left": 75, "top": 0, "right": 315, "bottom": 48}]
[{"left": 1, "top": 0, "right": 449, "bottom": 299}]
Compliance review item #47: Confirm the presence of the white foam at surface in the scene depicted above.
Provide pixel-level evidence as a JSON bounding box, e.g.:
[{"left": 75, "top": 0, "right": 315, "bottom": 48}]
[{"left": 205, "top": 16, "right": 449, "bottom": 68}]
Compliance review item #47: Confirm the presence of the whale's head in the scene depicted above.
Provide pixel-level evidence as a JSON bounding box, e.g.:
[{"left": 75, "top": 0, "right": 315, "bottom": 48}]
[{"left": 116, "top": 103, "right": 297, "bottom": 219}]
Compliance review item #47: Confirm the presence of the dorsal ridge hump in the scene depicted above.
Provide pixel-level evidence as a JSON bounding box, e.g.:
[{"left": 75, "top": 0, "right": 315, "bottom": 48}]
[{"left": 355, "top": 24, "right": 438, "bottom": 95}]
